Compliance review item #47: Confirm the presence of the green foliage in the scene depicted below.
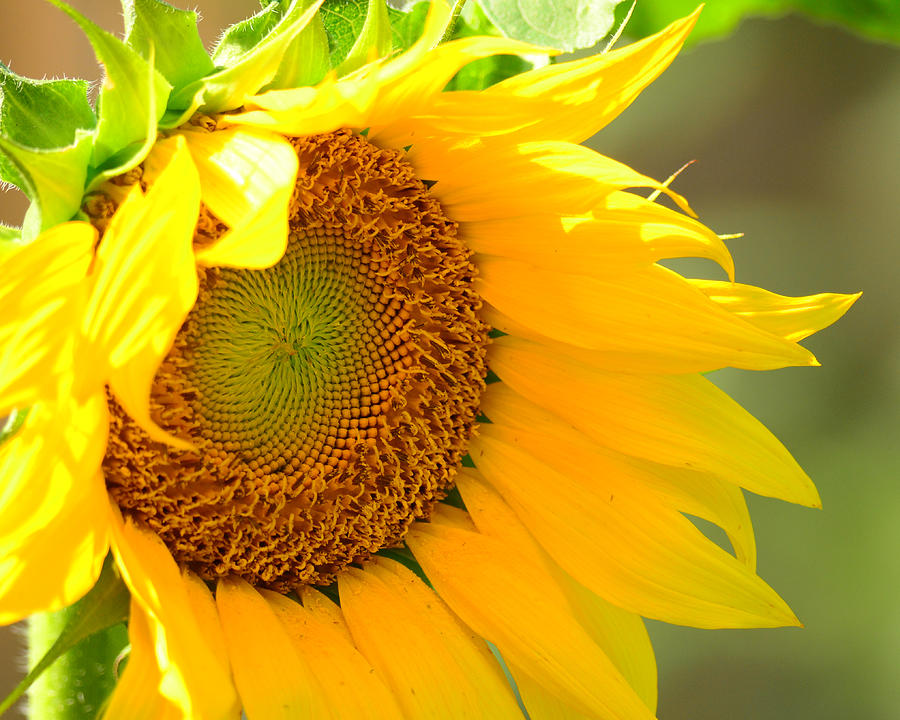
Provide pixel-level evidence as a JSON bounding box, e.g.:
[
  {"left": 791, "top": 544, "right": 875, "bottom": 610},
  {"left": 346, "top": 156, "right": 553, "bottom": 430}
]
[
  {"left": 45, "top": 0, "right": 170, "bottom": 170},
  {"left": 615, "top": 0, "right": 900, "bottom": 47},
  {"left": 446, "top": 4, "right": 534, "bottom": 90},
  {"left": 478, "top": 0, "right": 625, "bottom": 50},
  {"left": 0, "top": 68, "right": 97, "bottom": 233},
  {"left": 337, "top": 0, "right": 393, "bottom": 73},
  {"left": 0, "top": 557, "right": 130, "bottom": 719},
  {"left": 321, "top": 0, "right": 375, "bottom": 66},
  {"left": 0, "top": 70, "right": 95, "bottom": 151},
  {"left": 167, "top": 0, "right": 324, "bottom": 124},
  {"left": 123, "top": 0, "right": 215, "bottom": 90}
]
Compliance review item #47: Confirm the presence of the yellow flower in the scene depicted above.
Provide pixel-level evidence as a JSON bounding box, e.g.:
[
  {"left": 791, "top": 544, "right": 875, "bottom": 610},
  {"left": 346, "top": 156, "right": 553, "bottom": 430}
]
[{"left": 0, "top": 4, "right": 858, "bottom": 719}]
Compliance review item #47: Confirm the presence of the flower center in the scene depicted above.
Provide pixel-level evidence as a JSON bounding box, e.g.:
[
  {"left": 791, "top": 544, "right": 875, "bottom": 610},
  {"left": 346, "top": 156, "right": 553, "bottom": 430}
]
[{"left": 104, "top": 130, "right": 488, "bottom": 590}]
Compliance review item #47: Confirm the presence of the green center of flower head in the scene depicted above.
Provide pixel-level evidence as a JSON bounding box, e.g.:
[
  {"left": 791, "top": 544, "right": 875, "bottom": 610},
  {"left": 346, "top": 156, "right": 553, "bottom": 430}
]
[{"left": 104, "top": 130, "right": 489, "bottom": 590}]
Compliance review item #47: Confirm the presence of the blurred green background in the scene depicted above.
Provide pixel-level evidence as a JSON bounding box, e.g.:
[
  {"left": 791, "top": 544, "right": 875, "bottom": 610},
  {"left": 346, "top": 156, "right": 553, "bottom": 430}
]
[{"left": 0, "top": 1, "right": 897, "bottom": 719}]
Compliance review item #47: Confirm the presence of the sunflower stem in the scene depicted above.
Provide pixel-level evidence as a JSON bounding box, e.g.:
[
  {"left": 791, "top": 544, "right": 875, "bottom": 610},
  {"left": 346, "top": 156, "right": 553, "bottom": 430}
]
[{"left": 438, "top": 0, "right": 468, "bottom": 45}]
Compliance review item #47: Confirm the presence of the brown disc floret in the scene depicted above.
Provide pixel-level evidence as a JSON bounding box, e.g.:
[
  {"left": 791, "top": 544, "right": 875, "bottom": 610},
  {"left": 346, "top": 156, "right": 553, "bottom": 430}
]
[{"left": 104, "top": 129, "right": 488, "bottom": 590}]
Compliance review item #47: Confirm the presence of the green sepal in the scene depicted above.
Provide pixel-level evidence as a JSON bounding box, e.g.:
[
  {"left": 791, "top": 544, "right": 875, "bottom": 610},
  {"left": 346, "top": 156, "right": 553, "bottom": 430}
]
[
  {"left": 46, "top": 0, "right": 171, "bottom": 169},
  {"left": 0, "top": 66, "right": 95, "bottom": 152},
  {"left": 211, "top": 2, "right": 283, "bottom": 67},
  {"left": 0, "top": 556, "right": 130, "bottom": 718},
  {"left": 122, "top": 0, "right": 215, "bottom": 91},
  {"left": 268, "top": 0, "right": 331, "bottom": 89},
  {"left": 165, "top": 0, "right": 324, "bottom": 127},
  {"left": 0, "top": 129, "right": 93, "bottom": 239},
  {"left": 337, "top": 0, "right": 393, "bottom": 74},
  {"left": 86, "top": 45, "right": 162, "bottom": 193}
]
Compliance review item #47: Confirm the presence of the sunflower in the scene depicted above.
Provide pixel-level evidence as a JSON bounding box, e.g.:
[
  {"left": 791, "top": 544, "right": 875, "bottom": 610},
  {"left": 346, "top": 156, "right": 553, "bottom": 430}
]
[{"left": 0, "top": 2, "right": 858, "bottom": 718}]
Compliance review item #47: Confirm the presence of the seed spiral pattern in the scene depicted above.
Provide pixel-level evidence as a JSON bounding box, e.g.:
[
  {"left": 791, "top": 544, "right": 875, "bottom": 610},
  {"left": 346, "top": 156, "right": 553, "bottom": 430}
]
[{"left": 104, "top": 130, "right": 488, "bottom": 589}]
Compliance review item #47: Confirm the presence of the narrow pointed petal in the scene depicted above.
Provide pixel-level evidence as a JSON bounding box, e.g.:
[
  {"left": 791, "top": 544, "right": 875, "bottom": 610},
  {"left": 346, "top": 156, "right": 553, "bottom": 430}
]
[
  {"left": 103, "top": 599, "right": 180, "bottom": 720},
  {"left": 178, "top": 128, "right": 298, "bottom": 268},
  {"left": 109, "top": 513, "right": 239, "bottom": 719},
  {"left": 485, "top": 9, "right": 699, "bottom": 143},
  {"left": 262, "top": 589, "right": 405, "bottom": 720},
  {"left": 488, "top": 337, "right": 821, "bottom": 507},
  {"left": 216, "top": 577, "right": 328, "bottom": 720},
  {"left": 690, "top": 280, "right": 861, "bottom": 342},
  {"left": 0, "top": 394, "right": 109, "bottom": 624},
  {"left": 376, "top": 10, "right": 697, "bottom": 148},
  {"left": 367, "top": 34, "right": 552, "bottom": 133},
  {"left": 461, "top": 190, "right": 733, "bottom": 281},
  {"left": 467, "top": 424, "right": 799, "bottom": 629},
  {"left": 82, "top": 136, "right": 200, "bottom": 449},
  {"left": 412, "top": 139, "right": 691, "bottom": 222},
  {"left": 627, "top": 460, "right": 757, "bottom": 569},
  {"left": 406, "top": 522, "right": 656, "bottom": 720},
  {"left": 338, "top": 559, "right": 522, "bottom": 719},
  {"left": 0, "top": 222, "right": 96, "bottom": 412},
  {"left": 481, "top": 383, "right": 757, "bottom": 569},
  {"left": 454, "top": 474, "right": 658, "bottom": 711},
  {"left": 479, "top": 260, "right": 815, "bottom": 373}
]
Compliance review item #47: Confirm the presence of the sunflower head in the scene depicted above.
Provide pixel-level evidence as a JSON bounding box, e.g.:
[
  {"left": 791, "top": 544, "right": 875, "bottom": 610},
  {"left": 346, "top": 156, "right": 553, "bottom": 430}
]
[{"left": 0, "top": 2, "right": 860, "bottom": 719}]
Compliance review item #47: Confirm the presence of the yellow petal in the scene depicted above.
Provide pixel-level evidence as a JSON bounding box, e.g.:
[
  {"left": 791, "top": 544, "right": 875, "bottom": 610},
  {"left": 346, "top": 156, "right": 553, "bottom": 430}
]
[
  {"left": 226, "top": 71, "right": 379, "bottom": 136},
  {"left": 461, "top": 189, "right": 734, "bottom": 280},
  {"left": 467, "top": 424, "right": 799, "bottom": 629},
  {"left": 178, "top": 128, "right": 298, "bottom": 269},
  {"left": 689, "top": 280, "right": 861, "bottom": 342},
  {"left": 486, "top": 9, "right": 699, "bottom": 143},
  {"left": 368, "top": 34, "right": 553, "bottom": 134},
  {"left": 261, "top": 589, "right": 405, "bottom": 720},
  {"left": 478, "top": 260, "right": 815, "bottom": 373},
  {"left": 0, "top": 394, "right": 109, "bottom": 624},
  {"left": 109, "top": 512, "right": 239, "bottom": 719},
  {"left": 103, "top": 598, "right": 180, "bottom": 720},
  {"left": 216, "top": 577, "right": 327, "bottom": 720},
  {"left": 454, "top": 471, "right": 658, "bottom": 711},
  {"left": 0, "top": 222, "right": 96, "bottom": 412},
  {"left": 82, "top": 136, "right": 200, "bottom": 450},
  {"left": 376, "top": 10, "right": 697, "bottom": 149},
  {"left": 338, "top": 558, "right": 522, "bottom": 719},
  {"left": 481, "top": 382, "right": 757, "bottom": 569},
  {"left": 411, "top": 139, "right": 691, "bottom": 222},
  {"left": 405, "top": 523, "right": 655, "bottom": 720},
  {"left": 487, "top": 338, "right": 821, "bottom": 507}
]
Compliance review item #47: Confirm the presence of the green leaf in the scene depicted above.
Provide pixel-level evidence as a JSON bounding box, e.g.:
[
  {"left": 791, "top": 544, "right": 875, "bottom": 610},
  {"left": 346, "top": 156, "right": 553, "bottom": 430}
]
[
  {"left": 0, "top": 66, "right": 95, "bottom": 151},
  {"left": 389, "top": 2, "right": 430, "bottom": 52},
  {"left": 321, "top": 0, "right": 372, "bottom": 66},
  {"left": 445, "top": 3, "right": 534, "bottom": 90},
  {"left": 337, "top": 0, "right": 393, "bottom": 74},
  {"left": 615, "top": 0, "right": 900, "bottom": 47},
  {"left": 46, "top": 0, "right": 171, "bottom": 169},
  {"left": 478, "top": 0, "right": 626, "bottom": 51},
  {"left": 0, "top": 556, "right": 130, "bottom": 719},
  {"left": 123, "top": 0, "right": 216, "bottom": 91},
  {"left": 166, "top": 0, "right": 324, "bottom": 124},
  {"left": 0, "top": 130, "right": 94, "bottom": 238}
]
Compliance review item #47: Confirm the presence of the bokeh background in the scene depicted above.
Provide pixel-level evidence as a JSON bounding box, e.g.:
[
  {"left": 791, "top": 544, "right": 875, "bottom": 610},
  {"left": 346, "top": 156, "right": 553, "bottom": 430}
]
[{"left": 1, "top": 1, "right": 897, "bottom": 718}]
